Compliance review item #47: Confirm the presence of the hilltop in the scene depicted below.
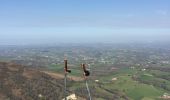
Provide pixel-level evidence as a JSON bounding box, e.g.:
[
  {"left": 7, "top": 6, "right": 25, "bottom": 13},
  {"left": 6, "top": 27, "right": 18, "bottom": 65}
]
[
  {"left": 0, "top": 62, "right": 129, "bottom": 100},
  {"left": 0, "top": 62, "right": 80, "bottom": 100}
]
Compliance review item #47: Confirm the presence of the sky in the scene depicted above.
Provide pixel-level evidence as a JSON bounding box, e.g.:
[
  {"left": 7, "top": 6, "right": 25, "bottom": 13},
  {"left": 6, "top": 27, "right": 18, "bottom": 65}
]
[{"left": 0, "top": 0, "right": 170, "bottom": 45}]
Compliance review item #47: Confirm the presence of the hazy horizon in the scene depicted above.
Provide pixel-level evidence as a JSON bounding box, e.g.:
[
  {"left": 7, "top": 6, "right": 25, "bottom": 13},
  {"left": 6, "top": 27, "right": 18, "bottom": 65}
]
[{"left": 0, "top": 0, "right": 170, "bottom": 45}]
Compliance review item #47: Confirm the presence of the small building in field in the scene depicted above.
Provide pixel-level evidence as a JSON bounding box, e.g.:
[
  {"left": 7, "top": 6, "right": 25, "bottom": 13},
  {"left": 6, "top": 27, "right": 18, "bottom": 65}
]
[
  {"left": 112, "top": 77, "right": 117, "bottom": 81},
  {"left": 95, "top": 80, "right": 99, "bottom": 82}
]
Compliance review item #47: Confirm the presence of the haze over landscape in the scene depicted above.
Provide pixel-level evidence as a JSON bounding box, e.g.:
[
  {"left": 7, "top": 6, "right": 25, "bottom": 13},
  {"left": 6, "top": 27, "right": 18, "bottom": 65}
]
[
  {"left": 1, "top": 0, "right": 170, "bottom": 100},
  {"left": 0, "top": 0, "right": 170, "bottom": 45}
]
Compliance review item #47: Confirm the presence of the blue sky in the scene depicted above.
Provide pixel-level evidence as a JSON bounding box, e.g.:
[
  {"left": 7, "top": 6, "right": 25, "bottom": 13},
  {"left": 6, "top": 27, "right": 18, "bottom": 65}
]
[{"left": 0, "top": 0, "right": 170, "bottom": 44}]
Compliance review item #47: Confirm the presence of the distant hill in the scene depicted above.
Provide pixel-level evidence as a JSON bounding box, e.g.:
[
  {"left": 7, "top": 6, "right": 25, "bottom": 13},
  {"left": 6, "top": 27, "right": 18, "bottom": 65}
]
[
  {"left": 0, "top": 62, "right": 130, "bottom": 100},
  {"left": 0, "top": 62, "right": 77, "bottom": 100}
]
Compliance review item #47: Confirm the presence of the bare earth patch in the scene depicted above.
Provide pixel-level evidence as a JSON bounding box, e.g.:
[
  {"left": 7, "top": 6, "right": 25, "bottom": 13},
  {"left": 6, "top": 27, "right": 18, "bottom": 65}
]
[
  {"left": 22, "top": 69, "right": 40, "bottom": 79},
  {"left": 7, "top": 66, "right": 19, "bottom": 71},
  {"left": 42, "top": 71, "right": 83, "bottom": 81},
  {"left": 12, "top": 88, "right": 22, "bottom": 97}
]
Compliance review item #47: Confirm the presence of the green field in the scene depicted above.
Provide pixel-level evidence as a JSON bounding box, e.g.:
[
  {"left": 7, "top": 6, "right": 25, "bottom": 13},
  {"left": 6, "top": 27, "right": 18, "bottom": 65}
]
[
  {"left": 48, "top": 64, "right": 170, "bottom": 100},
  {"left": 91, "top": 67, "right": 169, "bottom": 100}
]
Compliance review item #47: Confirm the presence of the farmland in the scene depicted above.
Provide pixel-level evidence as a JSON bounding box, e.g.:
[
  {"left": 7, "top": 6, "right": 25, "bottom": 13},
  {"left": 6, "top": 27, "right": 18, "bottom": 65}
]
[{"left": 0, "top": 43, "right": 170, "bottom": 99}]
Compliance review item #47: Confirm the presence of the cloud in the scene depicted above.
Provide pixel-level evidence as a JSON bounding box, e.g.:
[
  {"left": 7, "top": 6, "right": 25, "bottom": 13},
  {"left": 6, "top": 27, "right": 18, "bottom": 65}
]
[{"left": 156, "top": 10, "right": 168, "bottom": 16}]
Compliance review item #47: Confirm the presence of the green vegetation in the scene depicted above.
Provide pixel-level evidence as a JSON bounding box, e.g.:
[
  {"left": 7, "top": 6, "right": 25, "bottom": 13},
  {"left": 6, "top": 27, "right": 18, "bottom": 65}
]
[
  {"left": 48, "top": 63, "right": 63, "bottom": 72},
  {"left": 47, "top": 63, "right": 170, "bottom": 100},
  {"left": 87, "top": 67, "right": 169, "bottom": 100},
  {"left": 0, "top": 57, "right": 12, "bottom": 62},
  {"left": 1, "top": 44, "right": 170, "bottom": 99}
]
